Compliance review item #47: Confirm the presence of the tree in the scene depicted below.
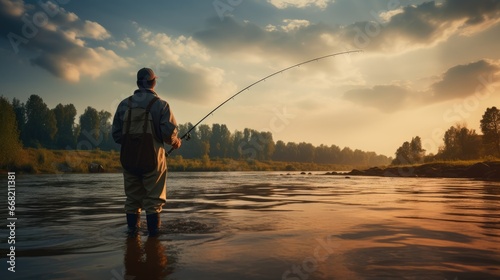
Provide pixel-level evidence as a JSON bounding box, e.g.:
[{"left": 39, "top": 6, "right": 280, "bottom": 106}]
[
  {"left": 285, "top": 142, "right": 299, "bottom": 162},
  {"left": 325, "top": 145, "right": 342, "bottom": 164},
  {"left": 392, "top": 136, "right": 425, "bottom": 165},
  {"left": 238, "top": 128, "right": 255, "bottom": 159},
  {"left": 198, "top": 124, "right": 211, "bottom": 157},
  {"left": 298, "top": 142, "right": 315, "bottom": 162},
  {"left": 353, "top": 149, "right": 368, "bottom": 166},
  {"left": 259, "top": 131, "right": 275, "bottom": 160},
  {"left": 52, "top": 103, "right": 77, "bottom": 149},
  {"left": 272, "top": 140, "right": 287, "bottom": 161},
  {"left": 0, "top": 97, "right": 23, "bottom": 167},
  {"left": 177, "top": 123, "right": 204, "bottom": 159},
  {"left": 409, "top": 136, "right": 425, "bottom": 163},
  {"left": 480, "top": 106, "right": 500, "bottom": 156},
  {"left": 392, "top": 141, "right": 411, "bottom": 165},
  {"left": 341, "top": 147, "right": 354, "bottom": 165},
  {"left": 98, "top": 110, "right": 112, "bottom": 133},
  {"left": 209, "top": 124, "right": 223, "bottom": 158},
  {"left": 97, "top": 110, "right": 117, "bottom": 150},
  {"left": 12, "top": 98, "right": 26, "bottom": 144},
  {"left": 315, "top": 144, "right": 335, "bottom": 164},
  {"left": 231, "top": 130, "right": 245, "bottom": 159},
  {"left": 458, "top": 128, "right": 481, "bottom": 159},
  {"left": 238, "top": 129, "right": 275, "bottom": 160},
  {"left": 78, "top": 106, "right": 100, "bottom": 149},
  {"left": 208, "top": 124, "right": 232, "bottom": 158},
  {"left": 24, "top": 94, "right": 57, "bottom": 148},
  {"left": 219, "top": 124, "right": 232, "bottom": 158},
  {"left": 439, "top": 124, "right": 480, "bottom": 160}
]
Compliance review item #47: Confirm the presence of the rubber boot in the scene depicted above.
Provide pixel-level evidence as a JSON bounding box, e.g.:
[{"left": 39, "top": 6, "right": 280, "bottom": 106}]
[
  {"left": 146, "top": 213, "right": 160, "bottom": 237},
  {"left": 126, "top": 213, "right": 140, "bottom": 237}
]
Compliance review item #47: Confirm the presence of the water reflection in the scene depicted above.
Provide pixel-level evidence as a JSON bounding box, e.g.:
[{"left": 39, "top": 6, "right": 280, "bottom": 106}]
[
  {"left": 339, "top": 224, "right": 500, "bottom": 279},
  {"left": 124, "top": 237, "right": 170, "bottom": 280},
  {"left": 0, "top": 173, "right": 499, "bottom": 279}
]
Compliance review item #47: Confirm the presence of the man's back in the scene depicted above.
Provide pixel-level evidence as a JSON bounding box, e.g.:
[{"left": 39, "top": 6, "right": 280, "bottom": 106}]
[
  {"left": 112, "top": 89, "right": 178, "bottom": 146},
  {"left": 112, "top": 67, "right": 181, "bottom": 237}
]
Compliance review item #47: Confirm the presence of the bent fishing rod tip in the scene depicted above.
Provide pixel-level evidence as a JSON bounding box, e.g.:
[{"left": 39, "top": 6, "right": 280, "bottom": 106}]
[{"left": 165, "top": 50, "right": 361, "bottom": 157}]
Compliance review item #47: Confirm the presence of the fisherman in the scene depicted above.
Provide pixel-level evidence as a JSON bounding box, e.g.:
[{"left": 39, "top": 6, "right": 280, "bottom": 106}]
[{"left": 112, "top": 67, "right": 181, "bottom": 237}]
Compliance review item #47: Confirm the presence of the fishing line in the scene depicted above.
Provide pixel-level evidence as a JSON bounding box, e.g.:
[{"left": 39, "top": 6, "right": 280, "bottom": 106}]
[{"left": 166, "top": 50, "right": 362, "bottom": 156}]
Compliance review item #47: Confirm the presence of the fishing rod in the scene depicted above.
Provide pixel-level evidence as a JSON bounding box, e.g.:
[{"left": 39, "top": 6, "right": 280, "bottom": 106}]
[{"left": 166, "top": 49, "right": 362, "bottom": 156}]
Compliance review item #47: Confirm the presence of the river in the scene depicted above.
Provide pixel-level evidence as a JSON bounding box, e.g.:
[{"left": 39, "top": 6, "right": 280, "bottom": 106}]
[{"left": 0, "top": 172, "right": 499, "bottom": 280}]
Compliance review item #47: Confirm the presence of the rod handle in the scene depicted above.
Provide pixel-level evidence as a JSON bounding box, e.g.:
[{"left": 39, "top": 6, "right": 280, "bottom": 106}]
[
  {"left": 165, "top": 132, "right": 190, "bottom": 157},
  {"left": 166, "top": 146, "right": 174, "bottom": 157}
]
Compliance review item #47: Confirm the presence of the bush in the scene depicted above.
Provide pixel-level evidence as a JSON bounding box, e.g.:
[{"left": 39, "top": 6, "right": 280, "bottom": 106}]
[
  {"left": 0, "top": 97, "right": 23, "bottom": 168},
  {"left": 37, "top": 149, "right": 47, "bottom": 164},
  {"left": 285, "top": 164, "right": 296, "bottom": 171}
]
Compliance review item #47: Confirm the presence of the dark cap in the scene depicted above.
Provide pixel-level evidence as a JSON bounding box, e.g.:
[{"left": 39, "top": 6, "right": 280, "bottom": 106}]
[{"left": 137, "top": 67, "right": 156, "bottom": 81}]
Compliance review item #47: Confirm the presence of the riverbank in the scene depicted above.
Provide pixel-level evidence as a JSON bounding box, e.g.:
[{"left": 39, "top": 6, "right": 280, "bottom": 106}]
[
  {"left": 6, "top": 149, "right": 500, "bottom": 179},
  {"left": 338, "top": 160, "right": 500, "bottom": 180},
  {"left": 3, "top": 148, "right": 354, "bottom": 174}
]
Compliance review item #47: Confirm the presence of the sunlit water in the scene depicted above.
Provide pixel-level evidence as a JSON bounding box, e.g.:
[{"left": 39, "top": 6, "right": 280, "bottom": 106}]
[{"left": 1, "top": 172, "right": 499, "bottom": 280}]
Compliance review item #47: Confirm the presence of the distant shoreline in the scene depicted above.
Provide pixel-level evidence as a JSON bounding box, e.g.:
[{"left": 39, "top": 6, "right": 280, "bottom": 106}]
[
  {"left": 5, "top": 148, "right": 500, "bottom": 180},
  {"left": 331, "top": 161, "right": 500, "bottom": 180},
  {"left": 3, "top": 148, "right": 356, "bottom": 174}
]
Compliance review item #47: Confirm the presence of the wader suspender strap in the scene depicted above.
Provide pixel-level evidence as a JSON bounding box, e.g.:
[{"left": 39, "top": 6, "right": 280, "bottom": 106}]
[
  {"left": 136, "top": 96, "right": 159, "bottom": 168},
  {"left": 125, "top": 97, "right": 133, "bottom": 134},
  {"left": 143, "top": 97, "right": 159, "bottom": 134}
]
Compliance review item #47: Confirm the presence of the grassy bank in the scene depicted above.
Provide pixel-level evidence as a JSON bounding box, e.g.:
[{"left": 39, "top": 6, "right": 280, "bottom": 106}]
[
  {"left": 346, "top": 159, "right": 500, "bottom": 179},
  {"left": 5, "top": 148, "right": 122, "bottom": 174},
  {"left": 167, "top": 156, "right": 353, "bottom": 172},
  {"left": 4, "top": 148, "right": 498, "bottom": 178},
  {"left": 2, "top": 148, "right": 355, "bottom": 174}
]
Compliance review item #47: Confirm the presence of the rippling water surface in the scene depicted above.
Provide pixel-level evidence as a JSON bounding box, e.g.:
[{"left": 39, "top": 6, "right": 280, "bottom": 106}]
[{"left": 1, "top": 172, "right": 499, "bottom": 280}]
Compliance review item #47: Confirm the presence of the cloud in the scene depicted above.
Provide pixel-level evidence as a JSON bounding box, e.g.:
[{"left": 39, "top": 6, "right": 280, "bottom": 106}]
[
  {"left": 341, "top": 0, "right": 500, "bottom": 52},
  {"left": 80, "top": 20, "right": 110, "bottom": 40},
  {"left": 343, "top": 59, "right": 500, "bottom": 112},
  {"left": 134, "top": 26, "right": 236, "bottom": 104},
  {"left": 431, "top": 59, "right": 500, "bottom": 101},
  {"left": 194, "top": 17, "right": 267, "bottom": 53},
  {"left": 1, "top": 0, "right": 25, "bottom": 17},
  {"left": 157, "top": 62, "right": 236, "bottom": 104},
  {"left": 281, "top": 19, "right": 311, "bottom": 32},
  {"left": 343, "top": 84, "right": 413, "bottom": 113},
  {"left": 195, "top": 0, "right": 500, "bottom": 58},
  {"left": 267, "top": 0, "right": 333, "bottom": 9},
  {"left": 110, "top": 37, "right": 135, "bottom": 50},
  {"left": 265, "top": 19, "right": 311, "bottom": 33},
  {"left": 31, "top": 46, "right": 128, "bottom": 82},
  {"left": 194, "top": 16, "right": 344, "bottom": 62},
  {"left": 137, "top": 25, "right": 209, "bottom": 66},
  {"left": 0, "top": 0, "right": 127, "bottom": 82}
]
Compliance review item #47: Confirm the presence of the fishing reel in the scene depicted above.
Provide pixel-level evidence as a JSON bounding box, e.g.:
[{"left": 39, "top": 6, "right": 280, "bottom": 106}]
[{"left": 185, "top": 133, "right": 191, "bottom": 141}]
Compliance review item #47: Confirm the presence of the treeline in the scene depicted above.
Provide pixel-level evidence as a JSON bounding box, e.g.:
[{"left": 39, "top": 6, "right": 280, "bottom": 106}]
[
  {"left": 175, "top": 123, "right": 391, "bottom": 166},
  {"left": 1, "top": 94, "right": 391, "bottom": 168},
  {"left": 10, "top": 94, "right": 118, "bottom": 151},
  {"left": 392, "top": 106, "right": 500, "bottom": 165}
]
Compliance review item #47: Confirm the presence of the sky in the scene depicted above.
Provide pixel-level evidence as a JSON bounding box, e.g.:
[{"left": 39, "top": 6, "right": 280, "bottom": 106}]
[{"left": 1, "top": 0, "right": 499, "bottom": 157}]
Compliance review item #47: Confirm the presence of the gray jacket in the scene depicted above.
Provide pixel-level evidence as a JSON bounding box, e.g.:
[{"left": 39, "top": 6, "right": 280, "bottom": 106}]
[{"left": 112, "top": 89, "right": 178, "bottom": 145}]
